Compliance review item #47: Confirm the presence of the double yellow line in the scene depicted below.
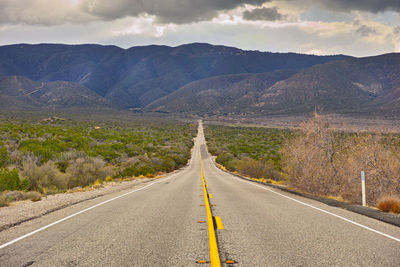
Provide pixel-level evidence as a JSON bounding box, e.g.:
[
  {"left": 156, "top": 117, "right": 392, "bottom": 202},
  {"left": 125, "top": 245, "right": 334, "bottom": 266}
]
[{"left": 200, "top": 154, "right": 221, "bottom": 267}]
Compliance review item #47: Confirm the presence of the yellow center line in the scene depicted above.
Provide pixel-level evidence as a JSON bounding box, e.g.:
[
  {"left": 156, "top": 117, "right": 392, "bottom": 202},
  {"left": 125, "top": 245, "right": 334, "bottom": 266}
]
[{"left": 200, "top": 153, "right": 221, "bottom": 267}]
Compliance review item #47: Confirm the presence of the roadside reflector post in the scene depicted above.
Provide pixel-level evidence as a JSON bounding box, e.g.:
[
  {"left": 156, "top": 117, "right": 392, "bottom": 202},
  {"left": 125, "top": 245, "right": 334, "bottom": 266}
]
[{"left": 361, "top": 171, "right": 366, "bottom": 207}]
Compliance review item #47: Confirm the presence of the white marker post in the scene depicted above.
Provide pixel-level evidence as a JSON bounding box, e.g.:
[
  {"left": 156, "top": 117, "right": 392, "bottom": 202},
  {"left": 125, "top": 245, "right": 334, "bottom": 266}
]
[{"left": 361, "top": 171, "right": 366, "bottom": 207}]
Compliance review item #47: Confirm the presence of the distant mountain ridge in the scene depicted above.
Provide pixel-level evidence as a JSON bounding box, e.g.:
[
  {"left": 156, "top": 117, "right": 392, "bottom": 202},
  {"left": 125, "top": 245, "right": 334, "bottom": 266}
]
[
  {"left": 0, "top": 43, "right": 349, "bottom": 111},
  {"left": 0, "top": 75, "right": 112, "bottom": 110},
  {"left": 1, "top": 42, "right": 399, "bottom": 116},
  {"left": 146, "top": 70, "right": 297, "bottom": 114},
  {"left": 146, "top": 52, "right": 400, "bottom": 116}
]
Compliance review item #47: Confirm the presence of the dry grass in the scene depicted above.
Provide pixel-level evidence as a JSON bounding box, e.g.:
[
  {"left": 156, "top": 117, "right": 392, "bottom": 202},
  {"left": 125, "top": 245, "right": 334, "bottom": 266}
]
[
  {"left": 377, "top": 196, "right": 400, "bottom": 213},
  {"left": 236, "top": 158, "right": 281, "bottom": 181},
  {"left": 25, "top": 191, "right": 42, "bottom": 202},
  {"left": 0, "top": 190, "right": 43, "bottom": 206},
  {"left": 282, "top": 112, "right": 400, "bottom": 207},
  {"left": 0, "top": 193, "right": 8, "bottom": 207}
]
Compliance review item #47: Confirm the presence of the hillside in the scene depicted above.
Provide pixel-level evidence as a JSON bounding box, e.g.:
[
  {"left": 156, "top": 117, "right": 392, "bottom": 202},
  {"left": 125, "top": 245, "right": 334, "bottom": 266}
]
[
  {"left": 258, "top": 53, "right": 400, "bottom": 114},
  {"left": 146, "top": 53, "right": 400, "bottom": 116},
  {"left": 146, "top": 70, "right": 297, "bottom": 114},
  {"left": 0, "top": 76, "right": 112, "bottom": 110},
  {"left": 0, "top": 43, "right": 349, "bottom": 109}
]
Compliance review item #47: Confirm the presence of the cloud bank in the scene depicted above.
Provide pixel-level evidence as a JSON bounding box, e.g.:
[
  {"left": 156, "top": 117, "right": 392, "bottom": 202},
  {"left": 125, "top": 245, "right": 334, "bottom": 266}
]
[
  {"left": 0, "top": 0, "right": 272, "bottom": 25},
  {"left": 2, "top": 0, "right": 400, "bottom": 26},
  {"left": 0, "top": 0, "right": 399, "bottom": 57}
]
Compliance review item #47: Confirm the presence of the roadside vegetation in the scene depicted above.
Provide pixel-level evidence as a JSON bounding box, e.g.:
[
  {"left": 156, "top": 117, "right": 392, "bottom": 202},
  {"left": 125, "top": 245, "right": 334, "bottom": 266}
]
[
  {"left": 205, "top": 115, "right": 400, "bottom": 214},
  {"left": 282, "top": 113, "right": 400, "bottom": 213},
  {"left": 0, "top": 116, "right": 196, "bottom": 206},
  {"left": 204, "top": 124, "right": 288, "bottom": 182}
]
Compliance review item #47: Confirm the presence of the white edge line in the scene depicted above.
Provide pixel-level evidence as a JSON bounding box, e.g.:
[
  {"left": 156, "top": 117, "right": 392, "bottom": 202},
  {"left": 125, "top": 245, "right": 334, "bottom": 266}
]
[
  {"left": 206, "top": 155, "right": 400, "bottom": 244},
  {"left": 202, "top": 128, "right": 400, "bottom": 243},
  {"left": 232, "top": 175, "right": 400, "bottom": 243},
  {"left": 0, "top": 172, "right": 180, "bottom": 250}
]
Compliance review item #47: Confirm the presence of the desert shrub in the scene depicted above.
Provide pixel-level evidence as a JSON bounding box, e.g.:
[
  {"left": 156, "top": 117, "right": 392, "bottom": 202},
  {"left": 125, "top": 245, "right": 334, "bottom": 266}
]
[
  {"left": 0, "top": 169, "right": 22, "bottom": 191},
  {"left": 21, "top": 158, "right": 66, "bottom": 192},
  {"left": 88, "top": 145, "right": 120, "bottom": 162},
  {"left": 92, "top": 179, "right": 104, "bottom": 188},
  {"left": 216, "top": 152, "right": 234, "bottom": 166},
  {"left": 66, "top": 157, "right": 114, "bottom": 188},
  {"left": 20, "top": 178, "right": 30, "bottom": 191},
  {"left": 19, "top": 139, "right": 66, "bottom": 163},
  {"left": 5, "top": 191, "right": 25, "bottom": 201},
  {"left": 0, "top": 193, "right": 8, "bottom": 207},
  {"left": 25, "top": 191, "right": 42, "bottom": 202},
  {"left": 120, "top": 163, "right": 155, "bottom": 177},
  {"left": 281, "top": 113, "right": 342, "bottom": 196},
  {"left": 236, "top": 158, "right": 281, "bottom": 180},
  {"left": 167, "top": 152, "right": 189, "bottom": 168},
  {"left": 7, "top": 150, "right": 25, "bottom": 167},
  {"left": 216, "top": 152, "right": 242, "bottom": 172},
  {"left": 150, "top": 157, "right": 163, "bottom": 166},
  {"left": 56, "top": 160, "right": 69, "bottom": 173},
  {"left": 0, "top": 146, "right": 7, "bottom": 168},
  {"left": 336, "top": 133, "right": 400, "bottom": 204},
  {"left": 125, "top": 145, "right": 142, "bottom": 157},
  {"left": 205, "top": 124, "right": 285, "bottom": 180},
  {"left": 377, "top": 196, "right": 400, "bottom": 213},
  {"left": 281, "top": 113, "right": 400, "bottom": 205},
  {"left": 0, "top": 118, "right": 196, "bottom": 189},
  {"left": 207, "top": 145, "right": 219, "bottom": 155},
  {"left": 224, "top": 158, "right": 239, "bottom": 172},
  {"left": 160, "top": 157, "right": 176, "bottom": 172}
]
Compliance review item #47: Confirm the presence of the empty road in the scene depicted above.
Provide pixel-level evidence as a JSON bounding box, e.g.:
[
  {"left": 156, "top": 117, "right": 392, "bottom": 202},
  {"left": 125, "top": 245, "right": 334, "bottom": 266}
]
[{"left": 0, "top": 122, "right": 399, "bottom": 266}]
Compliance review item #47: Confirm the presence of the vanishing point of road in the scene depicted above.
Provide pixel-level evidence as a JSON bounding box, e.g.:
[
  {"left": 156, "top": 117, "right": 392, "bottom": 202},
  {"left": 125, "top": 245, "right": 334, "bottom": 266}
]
[{"left": 0, "top": 122, "right": 399, "bottom": 266}]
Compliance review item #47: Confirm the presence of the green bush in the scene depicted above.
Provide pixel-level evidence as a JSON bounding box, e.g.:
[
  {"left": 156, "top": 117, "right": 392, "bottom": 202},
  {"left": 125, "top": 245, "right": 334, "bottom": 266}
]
[
  {"left": 0, "top": 147, "right": 7, "bottom": 168},
  {"left": 0, "top": 118, "right": 197, "bottom": 189},
  {"left": 56, "top": 160, "right": 69, "bottom": 173},
  {"left": 120, "top": 164, "right": 155, "bottom": 177},
  {"left": 0, "top": 169, "right": 22, "bottom": 191},
  {"left": 20, "top": 177, "right": 31, "bottom": 191},
  {"left": 205, "top": 124, "right": 286, "bottom": 180},
  {"left": 216, "top": 152, "right": 234, "bottom": 165},
  {"left": 224, "top": 159, "right": 239, "bottom": 172}
]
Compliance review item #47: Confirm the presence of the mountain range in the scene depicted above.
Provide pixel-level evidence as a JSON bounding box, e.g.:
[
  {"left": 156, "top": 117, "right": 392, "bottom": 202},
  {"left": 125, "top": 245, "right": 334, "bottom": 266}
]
[{"left": 0, "top": 43, "right": 399, "bottom": 116}]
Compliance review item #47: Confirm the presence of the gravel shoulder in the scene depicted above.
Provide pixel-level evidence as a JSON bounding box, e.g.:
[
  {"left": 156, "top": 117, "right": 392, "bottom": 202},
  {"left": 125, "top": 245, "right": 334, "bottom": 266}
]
[{"left": 0, "top": 178, "right": 155, "bottom": 232}]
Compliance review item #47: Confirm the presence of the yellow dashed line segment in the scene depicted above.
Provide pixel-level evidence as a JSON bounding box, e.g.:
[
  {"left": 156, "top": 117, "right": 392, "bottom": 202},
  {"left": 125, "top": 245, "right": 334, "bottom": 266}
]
[{"left": 215, "top": 216, "right": 224, "bottom": 230}]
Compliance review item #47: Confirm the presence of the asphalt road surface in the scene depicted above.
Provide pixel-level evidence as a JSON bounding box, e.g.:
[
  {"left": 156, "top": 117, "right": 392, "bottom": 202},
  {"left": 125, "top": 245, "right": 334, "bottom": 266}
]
[{"left": 0, "top": 122, "right": 399, "bottom": 266}]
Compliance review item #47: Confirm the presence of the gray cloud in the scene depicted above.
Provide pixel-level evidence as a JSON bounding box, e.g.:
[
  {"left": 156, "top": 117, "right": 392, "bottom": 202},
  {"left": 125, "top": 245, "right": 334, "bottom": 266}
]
[
  {"left": 243, "top": 7, "right": 284, "bottom": 21},
  {"left": 1, "top": 0, "right": 400, "bottom": 26},
  {"left": 326, "top": 0, "right": 400, "bottom": 13},
  {"left": 81, "top": 0, "right": 270, "bottom": 24},
  {"left": 0, "top": 0, "right": 93, "bottom": 25},
  {"left": 356, "top": 25, "right": 377, "bottom": 37},
  {"left": 288, "top": 0, "right": 400, "bottom": 13},
  {"left": 0, "top": 0, "right": 271, "bottom": 25}
]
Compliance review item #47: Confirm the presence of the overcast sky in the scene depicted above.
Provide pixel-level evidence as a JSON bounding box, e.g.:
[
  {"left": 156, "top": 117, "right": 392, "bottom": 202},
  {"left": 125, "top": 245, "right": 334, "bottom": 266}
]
[{"left": 0, "top": 0, "right": 399, "bottom": 57}]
